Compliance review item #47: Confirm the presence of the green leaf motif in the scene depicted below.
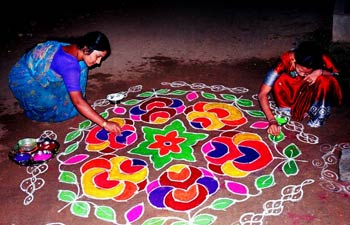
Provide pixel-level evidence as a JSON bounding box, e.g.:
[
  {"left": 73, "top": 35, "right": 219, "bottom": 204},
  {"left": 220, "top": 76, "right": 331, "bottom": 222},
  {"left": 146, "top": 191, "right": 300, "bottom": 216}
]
[
  {"left": 58, "top": 190, "right": 76, "bottom": 202},
  {"left": 156, "top": 89, "right": 170, "bottom": 94},
  {"left": 79, "top": 120, "right": 91, "bottom": 129},
  {"left": 64, "top": 130, "right": 82, "bottom": 143},
  {"left": 64, "top": 142, "right": 79, "bottom": 154},
  {"left": 169, "top": 90, "right": 188, "bottom": 95},
  {"left": 220, "top": 93, "right": 236, "bottom": 101},
  {"left": 95, "top": 205, "right": 116, "bottom": 223},
  {"left": 283, "top": 160, "right": 298, "bottom": 176},
  {"left": 59, "top": 171, "right": 77, "bottom": 184},
  {"left": 247, "top": 110, "right": 266, "bottom": 118},
  {"left": 283, "top": 143, "right": 301, "bottom": 158},
  {"left": 123, "top": 99, "right": 142, "bottom": 105},
  {"left": 193, "top": 214, "right": 217, "bottom": 225},
  {"left": 138, "top": 91, "right": 154, "bottom": 98},
  {"left": 256, "top": 175, "right": 275, "bottom": 189},
  {"left": 71, "top": 201, "right": 90, "bottom": 218},
  {"left": 172, "top": 221, "right": 189, "bottom": 225},
  {"left": 268, "top": 131, "right": 285, "bottom": 143},
  {"left": 100, "top": 111, "right": 109, "bottom": 119},
  {"left": 211, "top": 198, "right": 235, "bottom": 210},
  {"left": 143, "top": 217, "right": 167, "bottom": 225},
  {"left": 201, "top": 92, "right": 217, "bottom": 100},
  {"left": 237, "top": 99, "right": 253, "bottom": 107}
]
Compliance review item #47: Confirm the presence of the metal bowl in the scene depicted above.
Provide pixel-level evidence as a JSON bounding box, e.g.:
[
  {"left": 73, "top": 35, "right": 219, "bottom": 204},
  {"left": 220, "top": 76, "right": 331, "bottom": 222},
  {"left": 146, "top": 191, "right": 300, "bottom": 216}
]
[
  {"left": 16, "top": 138, "right": 38, "bottom": 153},
  {"left": 106, "top": 92, "right": 126, "bottom": 104}
]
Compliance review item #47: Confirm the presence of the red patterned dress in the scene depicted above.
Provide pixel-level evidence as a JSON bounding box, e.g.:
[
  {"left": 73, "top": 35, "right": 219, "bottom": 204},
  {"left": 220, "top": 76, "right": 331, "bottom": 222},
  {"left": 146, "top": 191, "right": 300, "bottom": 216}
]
[{"left": 263, "top": 51, "right": 342, "bottom": 127}]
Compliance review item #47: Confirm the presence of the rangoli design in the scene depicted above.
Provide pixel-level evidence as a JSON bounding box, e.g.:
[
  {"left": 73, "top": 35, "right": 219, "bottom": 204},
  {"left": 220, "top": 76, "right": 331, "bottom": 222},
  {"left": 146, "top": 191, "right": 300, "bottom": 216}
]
[
  {"left": 30, "top": 81, "right": 321, "bottom": 224},
  {"left": 202, "top": 132, "right": 273, "bottom": 178},
  {"left": 147, "top": 164, "right": 219, "bottom": 211},
  {"left": 130, "top": 119, "right": 208, "bottom": 170},
  {"left": 312, "top": 142, "right": 350, "bottom": 194}
]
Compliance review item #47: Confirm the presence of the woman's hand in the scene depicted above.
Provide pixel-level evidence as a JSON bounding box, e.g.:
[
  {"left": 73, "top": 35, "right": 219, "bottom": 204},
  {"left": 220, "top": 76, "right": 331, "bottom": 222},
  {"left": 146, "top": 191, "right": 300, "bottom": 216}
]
[
  {"left": 103, "top": 121, "right": 122, "bottom": 135},
  {"left": 69, "top": 91, "right": 122, "bottom": 135},
  {"left": 267, "top": 120, "right": 281, "bottom": 136},
  {"left": 304, "top": 69, "right": 322, "bottom": 85}
]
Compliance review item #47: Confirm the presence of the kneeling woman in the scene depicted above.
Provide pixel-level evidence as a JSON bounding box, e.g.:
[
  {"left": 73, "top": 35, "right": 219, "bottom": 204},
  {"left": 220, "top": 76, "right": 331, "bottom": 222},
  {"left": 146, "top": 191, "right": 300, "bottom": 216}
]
[
  {"left": 8, "top": 31, "right": 121, "bottom": 134},
  {"left": 258, "top": 41, "right": 342, "bottom": 136}
]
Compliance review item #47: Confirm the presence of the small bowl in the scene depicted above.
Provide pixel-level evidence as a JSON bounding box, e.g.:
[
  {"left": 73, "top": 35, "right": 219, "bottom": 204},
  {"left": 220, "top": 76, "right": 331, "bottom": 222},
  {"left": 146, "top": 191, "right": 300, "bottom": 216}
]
[
  {"left": 38, "top": 138, "right": 57, "bottom": 150},
  {"left": 13, "top": 153, "right": 31, "bottom": 165},
  {"left": 107, "top": 92, "right": 125, "bottom": 104},
  {"left": 16, "top": 138, "right": 38, "bottom": 153},
  {"left": 32, "top": 150, "right": 53, "bottom": 162}
]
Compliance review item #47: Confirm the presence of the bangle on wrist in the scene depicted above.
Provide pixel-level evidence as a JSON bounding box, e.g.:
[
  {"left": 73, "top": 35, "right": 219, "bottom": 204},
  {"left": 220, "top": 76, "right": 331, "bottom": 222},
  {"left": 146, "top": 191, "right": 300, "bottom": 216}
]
[
  {"left": 268, "top": 119, "right": 278, "bottom": 126},
  {"left": 102, "top": 121, "right": 107, "bottom": 128}
]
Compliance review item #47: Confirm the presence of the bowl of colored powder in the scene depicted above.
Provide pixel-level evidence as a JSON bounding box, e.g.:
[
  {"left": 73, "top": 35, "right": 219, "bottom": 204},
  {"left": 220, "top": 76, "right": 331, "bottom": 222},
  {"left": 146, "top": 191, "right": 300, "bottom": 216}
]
[{"left": 9, "top": 138, "right": 60, "bottom": 166}]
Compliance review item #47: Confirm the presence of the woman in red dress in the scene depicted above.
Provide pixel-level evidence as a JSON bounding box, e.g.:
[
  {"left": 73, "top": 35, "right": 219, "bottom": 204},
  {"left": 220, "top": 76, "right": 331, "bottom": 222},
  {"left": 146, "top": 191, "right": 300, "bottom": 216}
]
[{"left": 258, "top": 41, "right": 342, "bottom": 136}]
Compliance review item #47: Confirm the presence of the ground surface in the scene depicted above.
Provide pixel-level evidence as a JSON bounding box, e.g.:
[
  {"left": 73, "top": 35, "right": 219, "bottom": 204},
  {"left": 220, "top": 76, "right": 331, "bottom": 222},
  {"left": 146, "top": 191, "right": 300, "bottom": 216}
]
[{"left": 1, "top": 2, "right": 350, "bottom": 225}]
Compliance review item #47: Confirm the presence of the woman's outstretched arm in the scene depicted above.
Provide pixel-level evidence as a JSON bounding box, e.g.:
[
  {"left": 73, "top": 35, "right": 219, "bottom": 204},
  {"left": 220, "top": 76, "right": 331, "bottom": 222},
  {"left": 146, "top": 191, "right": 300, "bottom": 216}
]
[
  {"left": 258, "top": 83, "right": 281, "bottom": 136},
  {"left": 69, "top": 91, "right": 121, "bottom": 134}
]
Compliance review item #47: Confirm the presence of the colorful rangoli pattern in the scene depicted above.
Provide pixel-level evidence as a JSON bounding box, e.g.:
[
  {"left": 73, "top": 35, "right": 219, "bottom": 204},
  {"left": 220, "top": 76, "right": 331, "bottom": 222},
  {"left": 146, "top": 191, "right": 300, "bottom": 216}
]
[
  {"left": 85, "top": 118, "right": 137, "bottom": 152},
  {"left": 52, "top": 82, "right": 316, "bottom": 225},
  {"left": 130, "top": 119, "right": 208, "bottom": 170},
  {"left": 130, "top": 97, "right": 185, "bottom": 124},
  {"left": 147, "top": 164, "right": 219, "bottom": 211},
  {"left": 185, "top": 101, "right": 247, "bottom": 130},
  {"left": 202, "top": 132, "right": 273, "bottom": 178},
  {"left": 80, "top": 155, "right": 148, "bottom": 201}
]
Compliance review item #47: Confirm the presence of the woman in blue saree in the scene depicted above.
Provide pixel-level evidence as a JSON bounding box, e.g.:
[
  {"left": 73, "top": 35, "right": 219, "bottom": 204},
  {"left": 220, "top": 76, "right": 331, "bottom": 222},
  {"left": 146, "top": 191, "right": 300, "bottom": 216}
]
[{"left": 8, "top": 31, "right": 121, "bottom": 134}]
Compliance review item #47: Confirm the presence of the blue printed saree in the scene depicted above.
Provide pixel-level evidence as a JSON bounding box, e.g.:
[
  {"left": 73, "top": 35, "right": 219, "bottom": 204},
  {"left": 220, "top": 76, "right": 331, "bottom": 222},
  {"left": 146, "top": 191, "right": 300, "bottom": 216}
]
[{"left": 8, "top": 41, "right": 88, "bottom": 122}]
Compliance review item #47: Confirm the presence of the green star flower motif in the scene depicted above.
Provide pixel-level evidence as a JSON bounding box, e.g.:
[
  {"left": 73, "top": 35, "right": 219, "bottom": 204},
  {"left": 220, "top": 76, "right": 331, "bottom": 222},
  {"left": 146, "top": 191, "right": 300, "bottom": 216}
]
[{"left": 129, "top": 119, "right": 208, "bottom": 170}]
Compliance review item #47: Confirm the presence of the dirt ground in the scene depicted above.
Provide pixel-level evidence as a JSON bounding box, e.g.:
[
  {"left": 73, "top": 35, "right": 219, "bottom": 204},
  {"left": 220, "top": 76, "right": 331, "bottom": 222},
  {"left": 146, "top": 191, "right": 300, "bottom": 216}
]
[{"left": 1, "top": 1, "right": 350, "bottom": 225}]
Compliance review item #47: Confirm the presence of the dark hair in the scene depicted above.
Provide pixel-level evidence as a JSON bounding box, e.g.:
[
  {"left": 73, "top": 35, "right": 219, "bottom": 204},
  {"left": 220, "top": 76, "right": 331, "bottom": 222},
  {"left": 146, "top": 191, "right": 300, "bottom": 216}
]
[
  {"left": 76, "top": 31, "right": 111, "bottom": 55},
  {"left": 294, "top": 41, "right": 323, "bottom": 69}
]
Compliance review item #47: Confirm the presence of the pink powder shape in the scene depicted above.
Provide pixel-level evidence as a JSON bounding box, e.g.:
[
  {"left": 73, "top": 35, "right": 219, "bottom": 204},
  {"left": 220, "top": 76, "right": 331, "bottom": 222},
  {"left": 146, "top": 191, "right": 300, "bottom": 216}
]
[
  {"left": 126, "top": 204, "right": 143, "bottom": 223},
  {"left": 146, "top": 180, "right": 160, "bottom": 193},
  {"left": 33, "top": 152, "right": 52, "bottom": 161},
  {"left": 226, "top": 181, "right": 248, "bottom": 195},
  {"left": 199, "top": 168, "right": 214, "bottom": 177},
  {"left": 176, "top": 105, "right": 186, "bottom": 114},
  {"left": 113, "top": 107, "right": 127, "bottom": 114},
  {"left": 250, "top": 121, "right": 269, "bottom": 129},
  {"left": 202, "top": 142, "right": 213, "bottom": 154},
  {"left": 126, "top": 133, "right": 137, "bottom": 144},
  {"left": 130, "top": 115, "right": 140, "bottom": 121},
  {"left": 186, "top": 91, "right": 198, "bottom": 101},
  {"left": 63, "top": 154, "right": 89, "bottom": 165}
]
